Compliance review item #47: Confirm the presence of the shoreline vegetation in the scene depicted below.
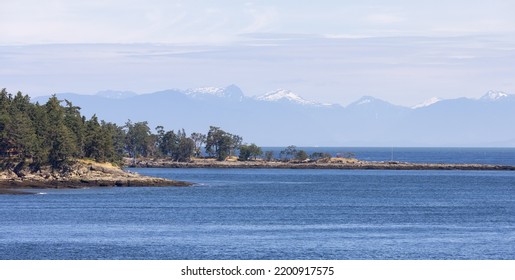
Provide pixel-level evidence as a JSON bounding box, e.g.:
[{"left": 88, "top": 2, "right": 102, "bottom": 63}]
[
  {"left": 1, "top": 89, "right": 514, "bottom": 195},
  {"left": 3, "top": 156, "right": 514, "bottom": 195}
]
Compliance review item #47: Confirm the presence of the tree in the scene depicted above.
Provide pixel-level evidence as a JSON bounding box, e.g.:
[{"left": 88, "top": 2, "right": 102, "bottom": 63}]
[
  {"left": 190, "top": 132, "right": 206, "bottom": 157},
  {"left": 205, "top": 126, "right": 240, "bottom": 161},
  {"left": 124, "top": 120, "right": 152, "bottom": 159},
  {"left": 0, "top": 90, "right": 129, "bottom": 170},
  {"left": 264, "top": 151, "right": 274, "bottom": 161},
  {"left": 84, "top": 115, "right": 102, "bottom": 160},
  {"left": 294, "top": 150, "right": 309, "bottom": 161},
  {"left": 63, "top": 100, "right": 85, "bottom": 157},
  {"left": 101, "top": 121, "right": 125, "bottom": 163},
  {"left": 280, "top": 145, "right": 298, "bottom": 161},
  {"left": 175, "top": 129, "right": 194, "bottom": 162},
  {"left": 238, "top": 143, "right": 262, "bottom": 161},
  {"left": 45, "top": 95, "right": 77, "bottom": 168},
  {"left": 230, "top": 134, "right": 243, "bottom": 157}
]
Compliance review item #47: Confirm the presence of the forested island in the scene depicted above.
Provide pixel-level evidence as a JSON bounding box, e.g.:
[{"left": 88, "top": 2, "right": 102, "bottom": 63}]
[
  {"left": 1, "top": 89, "right": 514, "bottom": 194},
  {"left": 0, "top": 89, "right": 196, "bottom": 193}
]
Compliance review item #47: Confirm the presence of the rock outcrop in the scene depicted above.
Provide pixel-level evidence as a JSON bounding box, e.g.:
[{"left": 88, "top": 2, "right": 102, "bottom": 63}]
[{"left": 0, "top": 159, "right": 191, "bottom": 193}]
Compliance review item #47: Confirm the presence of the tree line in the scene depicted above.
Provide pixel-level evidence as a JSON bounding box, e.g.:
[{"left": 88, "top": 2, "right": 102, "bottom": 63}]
[
  {"left": 0, "top": 89, "right": 264, "bottom": 171},
  {"left": 1, "top": 89, "right": 350, "bottom": 172}
]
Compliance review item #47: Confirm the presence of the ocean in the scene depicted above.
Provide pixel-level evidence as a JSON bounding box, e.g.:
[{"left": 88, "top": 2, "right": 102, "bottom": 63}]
[{"left": 0, "top": 148, "right": 514, "bottom": 259}]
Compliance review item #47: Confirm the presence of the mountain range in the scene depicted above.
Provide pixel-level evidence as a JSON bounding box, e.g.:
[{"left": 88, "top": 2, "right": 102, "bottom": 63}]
[{"left": 34, "top": 85, "right": 515, "bottom": 147}]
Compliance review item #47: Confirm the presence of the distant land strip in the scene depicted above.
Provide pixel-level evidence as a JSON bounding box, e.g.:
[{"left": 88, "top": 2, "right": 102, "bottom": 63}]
[{"left": 128, "top": 158, "right": 515, "bottom": 171}]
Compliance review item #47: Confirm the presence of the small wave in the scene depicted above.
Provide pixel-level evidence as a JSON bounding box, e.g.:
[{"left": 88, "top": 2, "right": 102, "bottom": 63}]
[{"left": 36, "top": 192, "right": 47, "bottom": 195}]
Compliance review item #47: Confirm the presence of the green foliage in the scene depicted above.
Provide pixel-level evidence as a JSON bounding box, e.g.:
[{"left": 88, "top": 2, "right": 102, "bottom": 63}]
[
  {"left": 264, "top": 151, "right": 274, "bottom": 161},
  {"left": 206, "top": 126, "right": 242, "bottom": 161},
  {"left": 238, "top": 143, "right": 262, "bottom": 161},
  {"left": 0, "top": 90, "right": 125, "bottom": 170},
  {"left": 124, "top": 120, "right": 152, "bottom": 159},
  {"left": 45, "top": 95, "right": 78, "bottom": 168},
  {"left": 279, "top": 145, "right": 298, "bottom": 160},
  {"left": 279, "top": 145, "right": 309, "bottom": 161},
  {"left": 190, "top": 132, "right": 206, "bottom": 157},
  {"left": 0, "top": 89, "right": 257, "bottom": 169},
  {"left": 294, "top": 150, "right": 309, "bottom": 161},
  {"left": 156, "top": 127, "right": 195, "bottom": 162}
]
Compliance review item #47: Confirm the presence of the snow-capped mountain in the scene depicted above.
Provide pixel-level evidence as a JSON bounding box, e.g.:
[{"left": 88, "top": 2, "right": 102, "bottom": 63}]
[
  {"left": 348, "top": 96, "right": 381, "bottom": 106},
  {"left": 412, "top": 97, "right": 442, "bottom": 109},
  {"left": 480, "top": 90, "right": 511, "bottom": 101},
  {"left": 254, "top": 89, "right": 332, "bottom": 107},
  {"left": 34, "top": 87, "right": 515, "bottom": 146},
  {"left": 184, "top": 84, "right": 244, "bottom": 101}
]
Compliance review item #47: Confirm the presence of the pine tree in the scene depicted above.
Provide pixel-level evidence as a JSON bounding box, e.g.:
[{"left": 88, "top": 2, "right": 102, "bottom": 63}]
[
  {"left": 45, "top": 95, "right": 77, "bottom": 169},
  {"left": 63, "top": 100, "right": 85, "bottom": 157}
]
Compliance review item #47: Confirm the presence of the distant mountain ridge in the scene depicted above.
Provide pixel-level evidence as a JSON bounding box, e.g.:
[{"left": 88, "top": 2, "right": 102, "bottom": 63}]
[{"left": 34, "top": 85, "right": 515, "bottom": 147}]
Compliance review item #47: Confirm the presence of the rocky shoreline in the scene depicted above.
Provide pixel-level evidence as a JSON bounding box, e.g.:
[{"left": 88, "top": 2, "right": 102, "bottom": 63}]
[
  {"left": 0, "top": 159, "right": 191, "bottom": 195},
  {"left": 3, "top": 157, "right": 514, "bottom": 195},
  {"left": 127, "top": 157, "right": 515, "bottom": 171}
]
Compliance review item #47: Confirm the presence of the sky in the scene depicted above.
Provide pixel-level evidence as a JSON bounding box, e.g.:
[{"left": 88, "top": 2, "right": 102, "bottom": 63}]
[{"left": 2, "top": 0, "right": 515, "bottom": 106}]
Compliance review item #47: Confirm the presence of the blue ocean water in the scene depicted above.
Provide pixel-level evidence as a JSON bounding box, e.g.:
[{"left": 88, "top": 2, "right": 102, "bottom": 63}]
[{"left": 1, "top": 152, "right": 514, "bottom": 259}]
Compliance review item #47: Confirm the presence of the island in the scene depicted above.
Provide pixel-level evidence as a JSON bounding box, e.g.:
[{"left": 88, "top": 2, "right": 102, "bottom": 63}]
[
  {"left": 127, "top": 157, "right": 515, "bottom": 171},
  {"left": 1, "top": 89, "right": 513, "bottom": 195}
]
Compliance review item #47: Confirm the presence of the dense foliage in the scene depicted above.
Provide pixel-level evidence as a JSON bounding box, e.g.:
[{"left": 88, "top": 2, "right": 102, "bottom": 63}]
[
  {"left": 0, "top": 90, "right": 128, "bottom": 170},
  {"left": 0, "top": 89, "right": 266, "bottom": 171}
]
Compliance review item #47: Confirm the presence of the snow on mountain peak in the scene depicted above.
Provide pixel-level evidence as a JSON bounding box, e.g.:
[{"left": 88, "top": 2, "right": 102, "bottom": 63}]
[
  {"left": 185, "top": 85, "right": 244, "bottom": 100},
  {"left": 255, "top": 89, "right": 330, "bottom": 106},
  {"left": 412, "top": 97, "right": 442, "bottom": 109},
  {"left": 481, "top": 90, "right": 509, "bottom": 101},
  {"left": 186, "top": 86, "right": 225, "bottom": 97},
  {"left": 352, "top": 96, "right": 379, "bottom": 106}
]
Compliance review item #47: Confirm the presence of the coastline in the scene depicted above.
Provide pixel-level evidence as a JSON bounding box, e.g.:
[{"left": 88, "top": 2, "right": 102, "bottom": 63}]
[
  {"left": 3, "top": 157, "right": 514, "bottom": 195},
  {"left": 127, "top": 157, "right": 515, "bottom": 171},
  {"left": 0, "top": 159, "right": 191, "bottom": 195}
]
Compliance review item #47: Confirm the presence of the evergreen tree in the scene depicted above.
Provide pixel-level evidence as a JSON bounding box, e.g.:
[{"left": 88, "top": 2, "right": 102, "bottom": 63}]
[
  {"left": 0, "top": 89, "right": 13, "bottom": 157},
  {"left": 27, "top": 102, "right": 50, "bottom": 168},
  {"left": 45, "top": 95, "right": 77, "bottom": 168},
  {"left": 84, "top": 115, "right": 103, "bottom": 161},
  {"left": 63, "top": 100, "right": 85, "bottom": 157},
  {"left": 101, "top": 121, "right": 125, "bottom": 164}
]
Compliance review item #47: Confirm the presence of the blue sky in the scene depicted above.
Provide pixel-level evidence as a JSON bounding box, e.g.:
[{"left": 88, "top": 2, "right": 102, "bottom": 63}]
[{"left": 2, "top": 0, "right": 515, "bottom": 106}]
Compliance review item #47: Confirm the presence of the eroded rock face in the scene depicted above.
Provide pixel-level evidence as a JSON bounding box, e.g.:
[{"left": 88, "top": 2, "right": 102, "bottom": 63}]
[{"left": 0, "top": 160, "right": 191, "bottom": 190}]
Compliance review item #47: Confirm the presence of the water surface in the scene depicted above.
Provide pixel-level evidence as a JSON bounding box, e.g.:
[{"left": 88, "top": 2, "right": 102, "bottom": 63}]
[{"left": 1, "top": 167, "right": 513, "bottom": 259}]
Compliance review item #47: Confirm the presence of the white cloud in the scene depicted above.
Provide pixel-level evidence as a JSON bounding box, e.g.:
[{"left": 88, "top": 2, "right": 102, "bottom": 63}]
[{"left": 3, "top": 1, "right": 515, "bottom": 44}]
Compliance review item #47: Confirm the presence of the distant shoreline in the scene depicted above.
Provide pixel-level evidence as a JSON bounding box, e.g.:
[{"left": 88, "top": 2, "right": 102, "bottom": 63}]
[{"left": 127, "top": 158, "right": 515, "bottom": 171}]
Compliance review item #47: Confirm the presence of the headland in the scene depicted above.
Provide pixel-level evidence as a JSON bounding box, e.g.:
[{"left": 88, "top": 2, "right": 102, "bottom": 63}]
[{"left": 0, "top": 159, "right": 191, "bottom": 195}]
